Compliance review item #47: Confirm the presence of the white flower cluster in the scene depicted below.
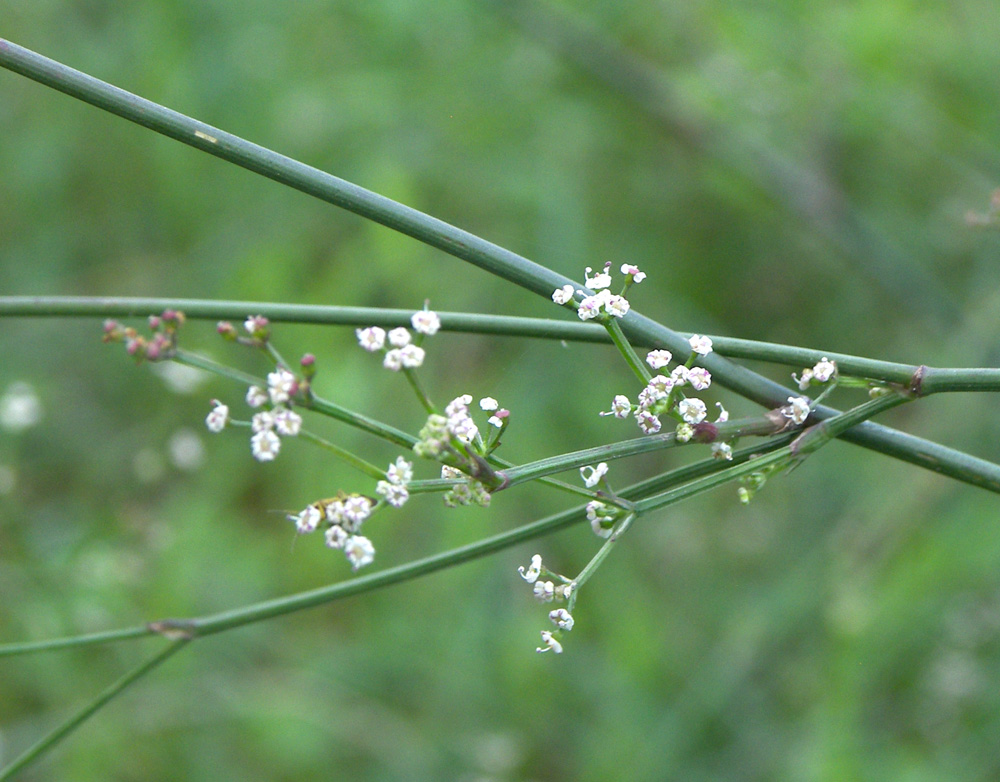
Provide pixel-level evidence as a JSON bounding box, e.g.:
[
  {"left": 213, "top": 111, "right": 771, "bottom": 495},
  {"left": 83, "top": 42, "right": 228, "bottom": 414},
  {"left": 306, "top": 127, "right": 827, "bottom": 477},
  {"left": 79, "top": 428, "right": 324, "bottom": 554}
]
[
  {"left": 376, "top": 455, "right": 413, "bottom": 508},
  {"left": 517, "top": 554, "right": 575, "bottom": 654},
  {"left": 793, "top": 357, "right": 837, "bottom": 391},
  {"left": 551, "top": 262, "right": 645, "bottom": 322},
  {"left": 602, "top": 335, "right": 723, "bottom": 442},
  {"left": 355, "top": 308, "right": 441, "bottom": 371},
  {"left": 205, "top": 359, "right": 304, "bottom": 464},
  {"left": 290, "top": 493, "right": 377, "bottom": 570}
]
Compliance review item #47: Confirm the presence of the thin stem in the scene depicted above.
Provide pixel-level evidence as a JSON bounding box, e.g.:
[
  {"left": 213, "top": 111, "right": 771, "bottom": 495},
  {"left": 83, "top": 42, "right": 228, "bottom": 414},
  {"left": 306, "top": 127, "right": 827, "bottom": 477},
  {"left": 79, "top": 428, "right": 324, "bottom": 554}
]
[
  {"left": 173, "top": 349, "right": 261, "bottom": 388},
  {"left": 298, "top": 430, "right": 386, "bottom": 482},
  {"left": 605, "top": 319, "right": 651, "bottom": 383},
  {"left": 0, "top": 640, "right": 188, "bottom": 780},
  {"left": 10, "top": 294, "right": 992, "bottom": 391},
  {"left": 635, "top": 449, "right": 791, "bottom": 514},
  {"left": 0, "top": 626, "right": 152, "bottom": 658},
  {"left": 0, "top": 437, "right": 794, "bottom": 659},
  {"left": 402, "top": 369, "right": 436, "bottom": 414},
  {"left": 301, "top": 394, "right": 417, "bottom": 449},
  {"left": 572, "top": 512, "right": 637, "bottom": 593},
  {"left": 500, "top": 415, "right": 789, "bottom": 488}
]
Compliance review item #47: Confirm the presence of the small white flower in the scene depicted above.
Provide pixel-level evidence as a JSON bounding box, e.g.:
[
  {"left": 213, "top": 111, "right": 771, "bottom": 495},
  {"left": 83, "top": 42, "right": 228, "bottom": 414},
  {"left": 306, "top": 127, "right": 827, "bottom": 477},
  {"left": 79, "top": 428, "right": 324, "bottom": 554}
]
[
  {"left": 480, "top": 397, "right": 499, "bottom": 412},
  {"left": 324, "top": 499, "right": 345, "bottom": 524},
  {"left": 250, "top": 430, "right": 281, "bottom": 462},
  {"left": 294, "top": 505, "right": 322, "bottom": 534},
  {"left": 620, "top": 263, "right": 646, "bottom": 283},
  {"left": 715, "top": 402, "right": 729, "bottom": 423},
  {"left": 411, "top": 309, "right": 441, "bottom": 335},
  {"left": 738, "top": 487, "right": 751, "bottom": 505},
  {"left": 784, "top": 396, "right": 811, "bottom": 425},
  {"left": 533, "top": 580, "right": 556, "bottom": 602},
  {"left": 518, "top": 554, "right": 542, "bottom": 584},
  {"left": 602, "top": 394, "right": 632, "bottom": 419},
  {"left": 645, "top": 349, "right": 672, "bottom": 369},
  {"left": 251, "top": 410, "right": 275, "bottom": 433},
  {"left": 246, "top": 385, "right": 268, "bottom": 408},
  {"left": 687, "top": 367, "right": 712, "bottom": 391},
  {"left": 244, "top": 315, "right": 267, "bottom": 335},
  {"left": 273, "top": 408, "right": 302, "bottom": 436},
  {"left": 387, "top": 327, "right": 411, "bottom": 348},
  {"left": 712, "top": 442, "right": 733, "bottom": 461},
  {"left": 576, "top": 293, "right": 605, "bottom": 320},
  {"left": 386, "top": 456, "right": 413, "bottom": 485},
  {"left": 267, "top": 368, "right": 297, "bottom": 405},
  {"left": 441, "top": 465, "right": 464, "bottom": 480},
  {"left": 554, "top": 582, "right": 574, "bottom": 601},
  {"left": 325, "top": 524, "right": 349, "bottom": 549},
  {"left": 383, "top": 349, "right": 404, "bottom": 371},
  {"left": 679, "top": 397, "right": 708, "bottom": 424},
  {"left": 793, "top": 368, "right": 814, "bottom": 391},
  {"left": 552, "top": 284, "right": 575, "bottom": 305},
  {"left": 675, "top": 423, "right": 694, "bottom": 443},
  {"left": 356, "top": 326, "right": 386, "bottom": 352},
  {"left": 670, "top": 365, "right": 690, "bottom": 386},
  {"left": 446, "top": 395, "right": 473, "bottom": 417},
  {"left": 341, "top": 495, "right": 373, "bottom": 530},
  {"left": 398, "top": 344, "right": 425, "bottom": 368},
  {"left": 549, "top": 608, "right": 574, "bottom": 631},
  {"left": 636, "top": 410, "right": 662, "bottom": 434},
  {"left": 536, "top": 630, "right": 563, "bottom": 654},
  {"left": 580, "top": 462, "right": 608, "bottom": 488},
  {"left": 689, "top": 334, "right": 713, "bottom": 355},
  {"left": 586, "top": 501, "right": 615, "bottom": 538},
  {"left": 585, "top": 266, "right": 612, "bottom": 290},
  {"left": 646, "top": 375, "right": 674, "bottom": 399},
  {"left": 488, "top": 413, "right": 504, "bottom": 428},
  {"left": 205, "top": 400, "right": 229, "bottom": 433},
  {"left": 449, "top": 415, "right": 479, "bottom": 442},
  {"left": 813, "top": 358, "right": 836, "bottom": 383},
  {"left": 377, "top": 480, "right": 410, "bottom": 508},
  {"left": 344, "top": 535, "right": 376, "bottom": 569},
  {"left": 604, "top": 294, "right": 630, "bottom": 318}
]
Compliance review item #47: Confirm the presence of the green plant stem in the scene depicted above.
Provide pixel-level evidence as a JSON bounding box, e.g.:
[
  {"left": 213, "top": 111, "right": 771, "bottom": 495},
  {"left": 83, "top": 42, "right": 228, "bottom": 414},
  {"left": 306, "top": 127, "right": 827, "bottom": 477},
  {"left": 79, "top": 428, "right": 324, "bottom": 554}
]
[
  {"left": 10, "top": 294, "right": 994, "bottom": 391},
  {"left": 0, "top": 41, "right": 995, "bottom": 488},
  {"left": 605, "top": 319, "right": 651, "bottom": 383},
  {"left": 173, "top": 349, "right": 261, "bottom": 387},
  {"left": 0, "top": 640, "right": 188, "bottom": 781},
  {"left": 298, "top": 431, "right": 386, "bottom": 482},
  {"left": 0, "top": 435, "right": 793, "bottom": 659},
  {"left": 572, "top": 512, "right": 637, "bottom": 594},
  {"left": 402, "top": 368, "right": 436, "bottom": 414},
  {"left": 499, "top": 415, "right": 791, "bottom": 488},
  {"left": 0, "top": 626, "right": 153, "bottom": 658}
]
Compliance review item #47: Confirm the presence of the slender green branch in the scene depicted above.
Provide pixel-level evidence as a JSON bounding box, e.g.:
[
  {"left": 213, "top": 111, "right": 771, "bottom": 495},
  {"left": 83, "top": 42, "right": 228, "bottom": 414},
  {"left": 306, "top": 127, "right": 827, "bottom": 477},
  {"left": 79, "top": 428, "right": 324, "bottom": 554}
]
[
  {"left": 298, "top": 430, "right": 385, "bottom": 482},
  {"left": 172, "top": 349, "right": 262, "bottom": 387},
  {"left": 303, "top": 394, "right": 417, "bottom": 449},
  {"left": 0, "top": 626, "right": 152, "bottom": 658},
  {"left": 604, "top": 319, "right": 651, "bottom": 383},
  {"left": 10, "top": 295, "right": 1000, "bottom": 391},
  {"left": 499, "top": 415, "right": 791, "bottom": 488},
  {"left": 0, "top": 436, "right": 794, "bottom": 659},
  {"left": 0, "top": 42, "right": 996, "bottom": 490},
  {"left": 635, "top": 449, "right": 791, "bottom": 514},
  {"left": 572, "top": 512, "right": 636, "bottom": 592},
  {"left": 0, "top": 640, "right": 188, "bottom": 780}
]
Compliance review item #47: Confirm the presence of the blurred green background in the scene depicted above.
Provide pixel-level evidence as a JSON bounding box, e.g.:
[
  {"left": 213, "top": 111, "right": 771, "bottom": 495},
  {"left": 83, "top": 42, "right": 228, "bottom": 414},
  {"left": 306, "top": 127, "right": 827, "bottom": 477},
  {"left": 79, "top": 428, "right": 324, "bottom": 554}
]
[{"left": 3, "top": 0, "right": 1000, "bottom": 779}]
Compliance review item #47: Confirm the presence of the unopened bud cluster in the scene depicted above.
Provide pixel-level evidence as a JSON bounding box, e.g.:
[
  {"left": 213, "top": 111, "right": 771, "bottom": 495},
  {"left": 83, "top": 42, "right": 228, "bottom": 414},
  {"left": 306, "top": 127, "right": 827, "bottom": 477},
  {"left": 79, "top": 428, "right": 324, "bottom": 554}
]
[{"left": 103, "top": 310, "right": 185, "bottom": 362}]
